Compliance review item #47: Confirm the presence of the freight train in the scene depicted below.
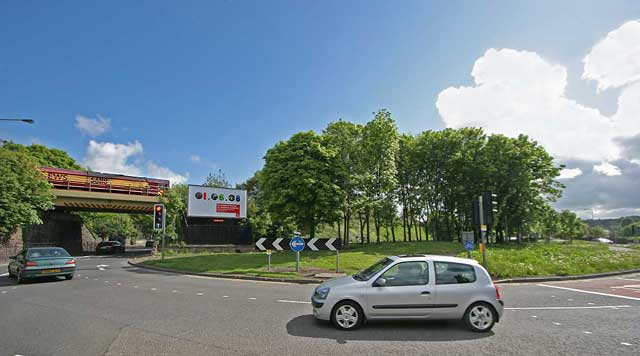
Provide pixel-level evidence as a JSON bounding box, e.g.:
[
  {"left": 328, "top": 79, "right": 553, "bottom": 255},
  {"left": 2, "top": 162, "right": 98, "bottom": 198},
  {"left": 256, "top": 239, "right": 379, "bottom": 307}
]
[{"left": 40, "top": 167, "right": 170, "bottom": 196}]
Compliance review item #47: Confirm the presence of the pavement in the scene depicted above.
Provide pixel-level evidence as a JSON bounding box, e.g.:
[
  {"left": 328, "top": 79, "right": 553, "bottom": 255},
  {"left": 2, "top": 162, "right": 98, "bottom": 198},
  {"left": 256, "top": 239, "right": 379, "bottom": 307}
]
[{"left": 0, "top": 256, "right": 638, "bottom": 356}]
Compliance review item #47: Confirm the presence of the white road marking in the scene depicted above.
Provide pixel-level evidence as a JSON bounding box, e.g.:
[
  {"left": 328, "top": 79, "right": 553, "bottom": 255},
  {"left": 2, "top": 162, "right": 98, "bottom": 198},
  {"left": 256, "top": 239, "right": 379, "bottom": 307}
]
[
  {"left": 116, "top": 283, "right": 122, "bottom": 286},
  {"left": 93, "top": 278, "right": 98, "bottom": 281},
  {"left": 505, "top": 305, "right": 631, "bottom": 310},
  {"left": 537, "top": 284, "right": 640, "bottom": 301},
  {"left": 552, "top": 322, "right": 561, "bottom": 326},
  {"left": 550, "top": 295, "right": 556, "bottom": 298},
  {"left": 222, "top": 295, "right": 229, "bottom": 298},
  {"left": 587, "top": 302, "right": 595, "bottom": 305},
  {"left": 276, "top": 300, "right": 312, "bottom": 304},
  {"left": 531, "top": 315, "right": 537, "bottom": 318},
  {"left": 133, "top": 286, "right": 139, "bottom": 288},
  {"left": 172, "top": 290, "right": 179, "bottom": 293},
  {"left": 0, "top": 273, "right": 8, "bottom": 277},
  {"left": 583, "top": 331, "right": 592, "bottom": 334},
  {"left": 104, "top": 281, "right": 109, "bottom": 283},
  {"left": 617, "top": 277, "right": 640, "bottom": 282},
  {"left": 249, "top": 297, "right": 256, "bottom": 300},
  {"left": 98, "top": 268, "right": 105, "bottom": 271},
  {"left": 84, "top": 277, "right": 89, "bottom": 279},
  {"left": 197, "top": 293, "right": 204, "bottom": 296},
  {"left": 1, "top": 291, "right": 7, "bottom": 294},
  {"left": 567, "top": 298, "right": 573, "bottom": 301},
  {"left": 150, "top": 288, "right": 157, "bottom": 291},
  {"left": 621, "top": 342, "right": 633, "bottom": 346}
]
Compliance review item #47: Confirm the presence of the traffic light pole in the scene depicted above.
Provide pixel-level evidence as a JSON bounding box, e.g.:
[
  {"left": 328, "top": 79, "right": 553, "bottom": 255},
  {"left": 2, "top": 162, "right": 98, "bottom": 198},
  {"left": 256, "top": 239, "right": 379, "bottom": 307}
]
[
  {"left": 161, "top": 222, "right": 166, "bottom": 260},
  {"left": 479, "top": 195, "right": 487, "bottom": 268}
]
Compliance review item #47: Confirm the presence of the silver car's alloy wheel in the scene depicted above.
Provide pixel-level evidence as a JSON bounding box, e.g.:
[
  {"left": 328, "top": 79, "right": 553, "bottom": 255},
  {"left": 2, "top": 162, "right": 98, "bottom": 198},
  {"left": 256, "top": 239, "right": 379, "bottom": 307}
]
[
  {"left": 468, "top": 305, "right": 493, "bottom": 330},
  {"left": 335, "top": 305, "right": 359, "bottom": 329}
]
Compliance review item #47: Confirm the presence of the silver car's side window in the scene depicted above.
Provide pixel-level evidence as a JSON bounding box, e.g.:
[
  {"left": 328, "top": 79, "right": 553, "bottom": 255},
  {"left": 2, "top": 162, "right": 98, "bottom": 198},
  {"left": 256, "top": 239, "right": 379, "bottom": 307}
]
[
  {"left": 434, "top": 262, "right": 477, "bottom": 284},
  {"left": 379, "top": 261, "right": 429, "bottom": 286}
]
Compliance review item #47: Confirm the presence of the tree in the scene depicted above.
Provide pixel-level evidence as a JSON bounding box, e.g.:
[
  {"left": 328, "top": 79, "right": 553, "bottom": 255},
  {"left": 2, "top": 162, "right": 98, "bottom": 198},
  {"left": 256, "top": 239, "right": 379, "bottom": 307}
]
[
  {"left": 0, "top": 147, "right": 54, "bottom": 237},
  {"left": 1, "top": 141, "right": 82, "bottom": 169},
  {"left": 204, "top": 169, "right": 231, "bottom": 188},
  {"left": 360, "top": 110, "right": 399, "bottom": 243},
  {"left": 260, "top": 131, "right": 345, "bottom": 238},
  {"left": 82, "top": 213, "right": 138, "bottom": 242},
  {"left": 160, "top": 184, "right": 189, "bottom": 242},
  {"left": 558, "top": 210, "right": 587, "bottom": 243},
  {"left": 322, "top": 119, "right": 363, "bottom": 246}
]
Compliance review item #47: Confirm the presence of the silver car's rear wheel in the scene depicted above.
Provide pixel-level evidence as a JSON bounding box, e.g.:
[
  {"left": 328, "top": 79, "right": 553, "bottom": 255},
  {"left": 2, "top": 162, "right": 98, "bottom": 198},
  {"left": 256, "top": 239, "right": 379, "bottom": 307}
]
[
  {"left": 331, "top": 301, "right": 363, "bottom": 330},
  {"left": 464, "top": 302, "right": 496, "bottom": 332}
]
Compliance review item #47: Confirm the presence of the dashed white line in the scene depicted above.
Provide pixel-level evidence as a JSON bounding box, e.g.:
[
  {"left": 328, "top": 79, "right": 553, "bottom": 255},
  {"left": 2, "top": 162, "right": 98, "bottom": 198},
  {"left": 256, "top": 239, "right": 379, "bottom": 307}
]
[
  {"left": 197, "top": 293, "right": 204, "bottom": 296},
  {"left": 505, "top": 305, "right": 630, "bottom": 310},
  {"left": 567, "top": 298, "right": 573, "bottom": 301},
  {"left": 587, "top": 302, "right": 595, "bottom": 305},
  {"left": 84, "top": 277, "right": 89, "bottom": 279},
  {"left": 0, "top": 273, "right": 8, "bottom": 277},
  {"left": 552, "top": 322, "right": 561, "bottom": 326},
  {"left": 621, "top": 342, "right": 633, "bottom": 346},
  {"left": 617, "top": 277, "right": 640, "bottom": 282},
  {"left": 1, "top": 291, "right": 7, "bottom": 294},
  {"left": 531, "top": 315, "right": 537, "bottom": 318},
  {"left": 249, "top": 297, "right": 257, "bottom": 300},
  {"left": 276, "top": 300, "right": 312, "bottom": 304},
  {"left": 171, "top": 290, "right": 179, "bottom": 293},
  {"left": 222, "top": 295, "right": 229, "bottom": 298},
  {"left": 116, "top": 283, "right": 122, "bottom": 286},
  {"left": 133, "top": 286, "right": 139, "bottom": 288},
  {"left": 93, "top": 278, "right": 98, "bottom": 281},
  {"left": 583, "top": 331, "right": 593, "bottom": 334},
  {"left": 150, "top": 288, "right": 157, "bottom": 291},
  {"left": 537, "top": 284, "right": 640, "bottom": 301}
]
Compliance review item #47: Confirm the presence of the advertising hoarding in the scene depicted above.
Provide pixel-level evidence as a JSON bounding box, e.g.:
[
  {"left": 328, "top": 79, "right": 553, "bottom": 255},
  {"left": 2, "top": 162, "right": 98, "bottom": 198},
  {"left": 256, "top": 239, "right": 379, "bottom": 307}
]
[{"left": 187, "top": 185, "right": 247, "bottom": 219}]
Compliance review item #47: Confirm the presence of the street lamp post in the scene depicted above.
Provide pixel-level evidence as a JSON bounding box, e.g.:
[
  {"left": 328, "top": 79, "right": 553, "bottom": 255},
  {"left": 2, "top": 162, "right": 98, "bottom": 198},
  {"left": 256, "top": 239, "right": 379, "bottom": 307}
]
[{"left": 0, "top": 118, "right": 35, "bottom": 124}]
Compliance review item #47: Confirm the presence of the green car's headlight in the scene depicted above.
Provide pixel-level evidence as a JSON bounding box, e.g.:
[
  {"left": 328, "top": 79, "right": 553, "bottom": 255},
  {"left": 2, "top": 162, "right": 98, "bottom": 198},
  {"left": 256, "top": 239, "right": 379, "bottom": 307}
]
[{"left": 314, "top": 287, "right": 331, "bottom": 300}]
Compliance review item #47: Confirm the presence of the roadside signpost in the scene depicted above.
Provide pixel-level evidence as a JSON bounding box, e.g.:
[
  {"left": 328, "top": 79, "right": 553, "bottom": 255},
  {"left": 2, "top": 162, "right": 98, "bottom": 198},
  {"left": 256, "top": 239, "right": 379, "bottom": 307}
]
[
  {"left": 290, "top": 236, "right": 305, "bottom": 273},
  {"left": 462, "top": 231, "right": 474, "bottom": 259},
  {"left": 255, "top": 237, "right": 342, "bottom": 273}
]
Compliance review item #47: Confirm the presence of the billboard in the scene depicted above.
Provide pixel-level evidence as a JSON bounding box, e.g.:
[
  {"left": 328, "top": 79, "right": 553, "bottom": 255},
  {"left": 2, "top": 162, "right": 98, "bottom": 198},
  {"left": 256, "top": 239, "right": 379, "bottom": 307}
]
[{"left": 187, "top": 185, "right": 247, "bottom": 219}]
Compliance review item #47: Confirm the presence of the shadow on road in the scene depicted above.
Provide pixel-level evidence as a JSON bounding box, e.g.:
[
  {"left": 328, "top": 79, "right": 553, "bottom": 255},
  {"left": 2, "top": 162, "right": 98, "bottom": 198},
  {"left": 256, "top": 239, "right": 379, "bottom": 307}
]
[
  {"left": 121, "top": 265, "right": 178, "bottom": 276},
  {"left": 0, "top": 275, "right": 67, "bottom": 287},
  {"left": 286, "top": 315, "right": 493, "bottom": 342}
]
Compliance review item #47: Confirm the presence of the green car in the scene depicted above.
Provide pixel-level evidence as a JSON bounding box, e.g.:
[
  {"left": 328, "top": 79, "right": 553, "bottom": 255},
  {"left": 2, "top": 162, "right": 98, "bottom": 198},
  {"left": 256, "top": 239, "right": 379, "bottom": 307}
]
[{"left": 7, "top": 247, "right": 76, "bottom": 284}]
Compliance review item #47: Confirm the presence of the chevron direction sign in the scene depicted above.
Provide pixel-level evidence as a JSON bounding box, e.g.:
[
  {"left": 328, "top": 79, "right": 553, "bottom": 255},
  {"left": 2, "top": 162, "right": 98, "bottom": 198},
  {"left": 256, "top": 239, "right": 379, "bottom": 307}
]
[{"left": 255, "top": 238, "right": 341, "bottom": 251}]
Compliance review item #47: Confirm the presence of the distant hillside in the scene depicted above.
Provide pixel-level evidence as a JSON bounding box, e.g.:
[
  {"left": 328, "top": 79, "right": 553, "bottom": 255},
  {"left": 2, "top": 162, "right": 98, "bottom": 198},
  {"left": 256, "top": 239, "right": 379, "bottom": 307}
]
[{"left": 583, "top": 216, "right": 640, "bottom": 237}]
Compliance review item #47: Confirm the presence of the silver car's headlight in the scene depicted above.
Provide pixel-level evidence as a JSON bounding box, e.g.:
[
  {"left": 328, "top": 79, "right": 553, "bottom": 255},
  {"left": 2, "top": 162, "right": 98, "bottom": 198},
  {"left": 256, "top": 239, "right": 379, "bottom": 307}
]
[{"left": 314, "top": 287, "right": 331, "bottom": 300}]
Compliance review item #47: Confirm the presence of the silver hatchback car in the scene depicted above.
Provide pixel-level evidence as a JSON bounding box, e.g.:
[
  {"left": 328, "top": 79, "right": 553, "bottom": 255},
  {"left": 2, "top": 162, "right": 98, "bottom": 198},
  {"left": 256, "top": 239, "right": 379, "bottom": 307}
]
[{"left": 311, "top": 255, "right": 504, "bottom": 332}]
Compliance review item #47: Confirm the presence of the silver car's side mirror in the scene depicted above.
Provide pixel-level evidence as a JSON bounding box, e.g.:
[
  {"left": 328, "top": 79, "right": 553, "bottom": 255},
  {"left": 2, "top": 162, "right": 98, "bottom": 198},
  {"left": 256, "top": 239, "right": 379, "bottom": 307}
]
[{"left": 374, "top": 277, "right": 386, "bottom": 287}]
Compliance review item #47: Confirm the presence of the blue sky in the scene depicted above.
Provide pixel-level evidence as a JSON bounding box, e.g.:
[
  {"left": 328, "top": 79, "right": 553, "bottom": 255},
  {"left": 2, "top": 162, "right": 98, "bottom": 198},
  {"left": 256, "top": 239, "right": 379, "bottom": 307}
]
[{"left": 2, "top": 1, "right": 640, "bottom": 217}]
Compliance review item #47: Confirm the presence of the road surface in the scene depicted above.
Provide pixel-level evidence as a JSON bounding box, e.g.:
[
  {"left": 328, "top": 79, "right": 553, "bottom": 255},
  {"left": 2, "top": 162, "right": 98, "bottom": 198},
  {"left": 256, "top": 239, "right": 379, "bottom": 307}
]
[{"left": 0, "top": 256, "right": 638, "bottom": 356}]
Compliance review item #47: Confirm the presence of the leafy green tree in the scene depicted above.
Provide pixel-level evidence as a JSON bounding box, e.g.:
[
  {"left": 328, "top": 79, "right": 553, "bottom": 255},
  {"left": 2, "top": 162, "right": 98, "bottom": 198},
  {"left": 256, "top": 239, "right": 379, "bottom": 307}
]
[
  {"left": 82, "top": 213, "right": 138, "bottom": 242},
  {"left": 204, "top": 169, "right": 231, "bottom": 188},
  {"left": 0, "top": 147, "right": 54, "bottom": 237},
  {"left": 160, "top": 184, "right": 188, "bottom": 242},
  {"left": 322, "top": 119, "right": 363, "bottom": 246},
  {"left": 360, "top": 110, "right": 399, "bottom": 243},
  {"left": 1, "top": 141, "right": 82, "bottom": 169},
  {"left": 260, "top": 131, "right": 345, "bottom": 238},
  {"left": 558, "top": 210, "right": 586, "bottom": 243}
]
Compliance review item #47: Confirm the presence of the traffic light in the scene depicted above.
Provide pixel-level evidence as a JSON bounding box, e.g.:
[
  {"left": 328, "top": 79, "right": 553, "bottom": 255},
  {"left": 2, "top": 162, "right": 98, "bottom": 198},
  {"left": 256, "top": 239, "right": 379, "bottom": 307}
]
[
  {"left": 153, "top": 204, "right": 165, "bottom": 230},
  {"left": 482, "top": 192, "right": 498, "bottom": 226}
]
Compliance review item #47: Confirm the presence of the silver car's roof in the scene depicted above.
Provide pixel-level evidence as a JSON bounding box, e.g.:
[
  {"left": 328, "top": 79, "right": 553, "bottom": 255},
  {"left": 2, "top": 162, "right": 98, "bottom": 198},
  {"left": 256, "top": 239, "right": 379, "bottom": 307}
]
[{"left": 389, "top": 254, "right": 479, "bottom": 265}]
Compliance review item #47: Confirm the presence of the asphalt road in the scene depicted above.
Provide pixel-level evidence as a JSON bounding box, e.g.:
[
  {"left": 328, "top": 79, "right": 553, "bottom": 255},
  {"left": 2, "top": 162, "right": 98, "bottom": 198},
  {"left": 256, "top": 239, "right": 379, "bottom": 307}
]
[{"left": 0, "top": 257, "right": 638, "bottom": 356}]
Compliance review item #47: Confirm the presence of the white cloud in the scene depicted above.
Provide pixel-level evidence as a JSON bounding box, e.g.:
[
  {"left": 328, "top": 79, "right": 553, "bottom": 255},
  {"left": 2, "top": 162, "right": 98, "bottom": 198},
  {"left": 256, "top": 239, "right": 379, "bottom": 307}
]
[
  {"left": 558, "top": 168, "right": 583, "bottom": 180},
  {"left": 436, "top": 45, "right": 640, "bottom": 163},
  {"left": 582, "top": 20, "right": 640, "bottom": 91},
  {"left": 593, "top": 162, "right": 622, "bottom": 176},
  {"left": 74, "top": 115, "right": 111, "bottom": 137},
  {"left": 146, "top": 161, "right": 188, "bottom": 185},
  {"left": 83, "top": 140, "right": 188, "bottom": 185},
  {"left": 189, "top": 154, "right": 201, "bottom": 162}
]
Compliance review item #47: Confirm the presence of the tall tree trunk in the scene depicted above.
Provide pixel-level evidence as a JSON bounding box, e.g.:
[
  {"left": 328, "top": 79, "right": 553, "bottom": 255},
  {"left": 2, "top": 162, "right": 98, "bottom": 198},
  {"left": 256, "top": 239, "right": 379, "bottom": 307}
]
[
  {"left": 358, "top": 212, "right": 365, "bottom": 244},
  {"left": 402, "top": 207, "right": 407, "bottom": 242},
  {"left": 390, "top": 215, "right": 396, "bottom": 242},
  {"left": 343, "top": 211, "right": 350, "bottom": 248},
  {"left": 366, "top": 209, "right": 370, "bottom": 244},
  {"left": 423, "top": 216, "right": 429, "bottom": 241},
  {"left": 374, "top": 208, "right": 381, "bottom": 244},
  {"left": 337, "top": 221, "right": 341, "bottom": 240}
]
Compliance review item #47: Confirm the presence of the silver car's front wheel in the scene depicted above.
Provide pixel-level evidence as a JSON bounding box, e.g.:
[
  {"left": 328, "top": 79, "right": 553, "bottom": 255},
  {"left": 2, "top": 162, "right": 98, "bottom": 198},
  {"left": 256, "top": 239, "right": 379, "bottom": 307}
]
[
  {"left": 331, "top": 301, "right": 363, "bottom": 330},
  {"left": 464, "top": 302, "right": 496, "bottom": 332}
]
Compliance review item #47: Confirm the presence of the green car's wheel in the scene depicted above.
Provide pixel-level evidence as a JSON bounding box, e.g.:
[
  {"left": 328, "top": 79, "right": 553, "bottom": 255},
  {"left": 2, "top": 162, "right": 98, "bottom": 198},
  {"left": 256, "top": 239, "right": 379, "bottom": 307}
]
[
  {"left": 65, "top": 274, "right": 74, "bottom": 280},
  {"left": 16, "top": 269, "right": 23, "bottom": 284},
  {"left": 7, "top": 267, "right": 14, "bottom": 279}
]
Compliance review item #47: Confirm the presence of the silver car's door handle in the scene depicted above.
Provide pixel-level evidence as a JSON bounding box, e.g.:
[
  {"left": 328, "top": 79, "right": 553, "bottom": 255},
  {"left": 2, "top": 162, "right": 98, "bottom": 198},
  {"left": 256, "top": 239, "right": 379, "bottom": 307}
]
[{"left": 421, "top": 291, "right": 431, "bottom": 295}]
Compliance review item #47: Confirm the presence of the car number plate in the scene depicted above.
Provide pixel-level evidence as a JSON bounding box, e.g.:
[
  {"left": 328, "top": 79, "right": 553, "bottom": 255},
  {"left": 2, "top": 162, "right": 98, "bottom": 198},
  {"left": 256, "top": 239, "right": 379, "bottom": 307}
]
[{"left": 42, "top": 269, "right": 61, "bottom": 273}]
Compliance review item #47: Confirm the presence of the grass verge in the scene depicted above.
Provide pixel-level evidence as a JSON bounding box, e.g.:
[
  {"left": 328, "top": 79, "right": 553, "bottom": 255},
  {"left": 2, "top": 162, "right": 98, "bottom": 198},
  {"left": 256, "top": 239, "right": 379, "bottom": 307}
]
[{"left": 143, "top": 241, "right": 640, "bottom": 279}]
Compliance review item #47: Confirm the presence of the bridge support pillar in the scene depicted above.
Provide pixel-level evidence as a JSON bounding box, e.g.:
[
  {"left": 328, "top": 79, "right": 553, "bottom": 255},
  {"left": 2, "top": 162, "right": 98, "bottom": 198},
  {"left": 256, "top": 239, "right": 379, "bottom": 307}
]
[{"left": 22, "top": 211, "right": 95, "bottom": 255}]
